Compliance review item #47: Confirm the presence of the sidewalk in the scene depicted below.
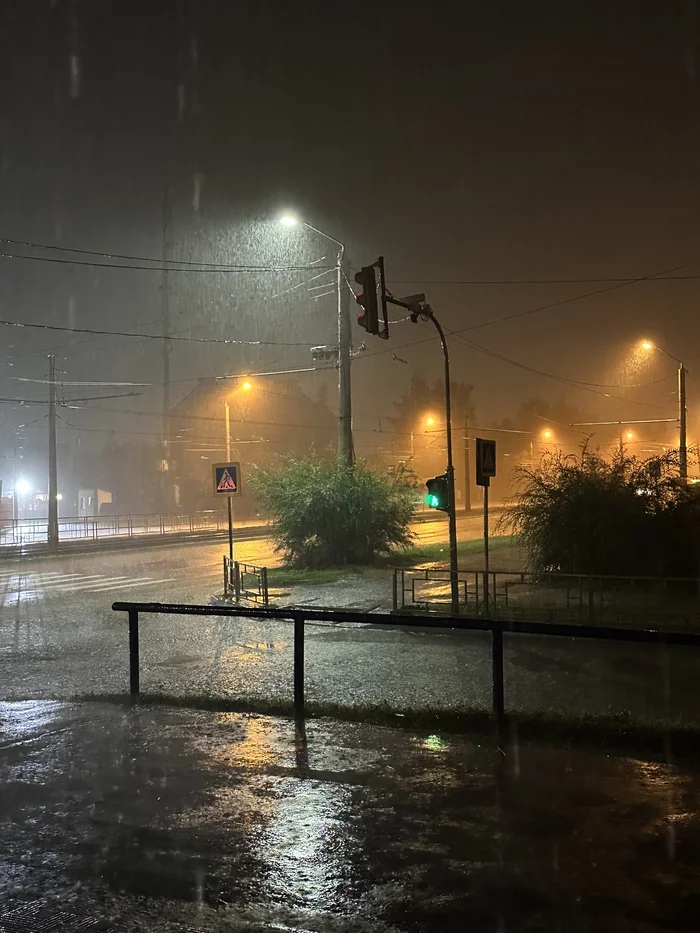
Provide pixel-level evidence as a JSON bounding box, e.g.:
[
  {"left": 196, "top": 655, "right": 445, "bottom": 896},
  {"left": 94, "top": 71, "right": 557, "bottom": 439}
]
[{"left": 1, "top": 700, "right": 699, "bottom": 931}]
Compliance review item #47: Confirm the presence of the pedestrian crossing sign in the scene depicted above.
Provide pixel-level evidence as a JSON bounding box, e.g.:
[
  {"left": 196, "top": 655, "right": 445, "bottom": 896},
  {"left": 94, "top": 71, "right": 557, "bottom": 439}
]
[
  {"left": 476, "top": 438, "right": 496, "bottom": 487},
  {"left": 212, "top": 462, "right": 241, "bottom": 496}
]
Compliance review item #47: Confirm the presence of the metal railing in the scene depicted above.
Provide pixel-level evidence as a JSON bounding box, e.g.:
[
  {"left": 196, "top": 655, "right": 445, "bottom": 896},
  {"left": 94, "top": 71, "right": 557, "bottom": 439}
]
[
  {"left": 112, "top": 600, "right": 700, "bottom": 725},
  {"left": 394, "top": 566, "right": 700, "bottom": 628},
  {"left": 0, "top": 511, "right": 268, "bottom": 547},
  {"left": 223, "top": 557, "right": 269, "bottom": 605}
]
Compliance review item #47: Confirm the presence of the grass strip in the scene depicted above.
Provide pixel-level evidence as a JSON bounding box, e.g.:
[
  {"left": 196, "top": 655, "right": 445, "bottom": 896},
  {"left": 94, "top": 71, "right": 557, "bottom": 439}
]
[{"left": 74, "top": 690, "right": 700, "bottom": 763}]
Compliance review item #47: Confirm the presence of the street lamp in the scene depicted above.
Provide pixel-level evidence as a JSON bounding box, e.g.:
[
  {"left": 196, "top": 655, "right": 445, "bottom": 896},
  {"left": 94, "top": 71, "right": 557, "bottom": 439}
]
[
  {"left": 279, "top": 212, "right": 352, "bottom": 466},
  {"left": 241, "top": 381, "right": 252, "bottom": 392},
  {"left": 640, "top": 339, "right": 688, "bottom": 481}
]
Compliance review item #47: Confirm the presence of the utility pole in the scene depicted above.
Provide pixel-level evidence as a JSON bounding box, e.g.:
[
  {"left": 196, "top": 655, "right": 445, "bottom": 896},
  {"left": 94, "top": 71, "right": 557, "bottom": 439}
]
[
  {"left": 337, "top": 252, "right": 353, "bottom": 466},
  {"left": 463, "top": 410, "right": 472, "bottom": 511},
  {"left": 47, "top": 354, "right": 59, "bottom": 551},
  {"left": 679, "top": 364, "right": 688, "bottom": 482},
  {"left": 161, "top": 188, "right": 172, "bottom": 508},
  {"left": 224, "top": 401, "right": 234, "bottom": 564}
]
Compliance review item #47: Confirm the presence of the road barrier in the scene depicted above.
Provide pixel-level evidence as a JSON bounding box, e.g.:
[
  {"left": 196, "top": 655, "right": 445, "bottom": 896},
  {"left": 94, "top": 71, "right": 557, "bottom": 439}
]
[
  {"left": 394, "top": 566, "right": 700, "bottom": 628},
  {"left": 112, "top": 601, "right": 700, "bottom": 725},
  {"left": 223, "top": 557, "right": 269, "bottom": 605}
]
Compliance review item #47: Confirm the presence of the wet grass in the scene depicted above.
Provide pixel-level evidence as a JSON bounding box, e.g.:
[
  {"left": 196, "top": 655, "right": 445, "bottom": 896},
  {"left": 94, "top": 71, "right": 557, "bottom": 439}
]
[
  {"left": 263, "top": 537, "right": 517, "bottom": 588},
  {"left": 78, "top": 691, "right": 700, "bottom": 764},
  {"left": 386, "top": 535, "right": 515, "bottom": 568},
  {"left": 267, "top": 566, "right": 366, "bottom": 587}
]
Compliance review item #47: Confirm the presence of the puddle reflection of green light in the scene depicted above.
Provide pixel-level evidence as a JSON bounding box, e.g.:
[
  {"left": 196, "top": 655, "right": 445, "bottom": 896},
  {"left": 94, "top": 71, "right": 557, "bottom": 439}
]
[{"left": 424, "top": 734, "right": 448, "bottom": 751}]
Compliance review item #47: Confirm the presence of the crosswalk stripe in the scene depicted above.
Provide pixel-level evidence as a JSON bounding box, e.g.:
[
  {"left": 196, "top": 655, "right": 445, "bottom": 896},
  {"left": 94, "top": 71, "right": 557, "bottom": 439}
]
[
  {"left": 0, "top": 572, "right": 86, "bottom": 581},
  {"left": 43, "top": 576, "right": 159, "bottom": 592},
  {"left": 81, "top": 578, "right": 175, "bottom": 592}
]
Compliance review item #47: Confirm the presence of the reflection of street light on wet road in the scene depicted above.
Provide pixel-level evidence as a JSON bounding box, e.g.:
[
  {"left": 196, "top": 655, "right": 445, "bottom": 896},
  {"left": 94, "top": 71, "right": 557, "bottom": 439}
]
[{"left": 640, "top": 339, "right": 687, "bottom": 481}]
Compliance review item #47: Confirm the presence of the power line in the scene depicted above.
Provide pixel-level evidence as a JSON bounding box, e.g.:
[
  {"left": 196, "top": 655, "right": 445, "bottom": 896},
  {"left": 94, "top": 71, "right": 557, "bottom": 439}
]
[
  {"left": 453, "top": 257, "right": 700, "bottom": 334},
  {"left": 360, "top": 255, "right": 700, "bottom": 365},
  {"left": 0, "top": 250, "right": 332, "bottom": 274},
  {"left": 388, "top": 275, "right": 700, "bottom": 285},
  {"left": 0, "top": 235, "right": 328, "bottom": 271},
  {"left": 0, "top": 316, "right": 316, "bottom": 347}
]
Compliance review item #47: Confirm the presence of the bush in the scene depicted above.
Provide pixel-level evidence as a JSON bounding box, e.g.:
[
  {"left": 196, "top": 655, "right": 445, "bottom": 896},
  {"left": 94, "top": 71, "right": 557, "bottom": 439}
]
[
  {"left": 504, "top": 445, "right": 700, "bottom": 577},
  {"left": 250, "top": 456, "right": 418, "bottom": 567}
]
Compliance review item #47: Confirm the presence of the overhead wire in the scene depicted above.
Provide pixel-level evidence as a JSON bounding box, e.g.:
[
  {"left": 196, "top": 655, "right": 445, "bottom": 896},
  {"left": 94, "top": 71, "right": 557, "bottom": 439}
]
[{"left": 0, "top": 235, "right": 328, "bottom": 270}]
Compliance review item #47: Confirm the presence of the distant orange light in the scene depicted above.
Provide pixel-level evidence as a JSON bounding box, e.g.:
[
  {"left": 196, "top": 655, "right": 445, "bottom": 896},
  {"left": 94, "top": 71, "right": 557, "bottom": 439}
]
[
  {"left": 542, "top": 429, "right": 553, "bottom": 440},
  {"left": 626, "top": 431, "right": 634, "bottom": 440},
  {"left": 241, "top": 381, "right": 252, "bottom": 392},
  {"left": 425, "top": 416, "right": 435, "bottom": 427}
]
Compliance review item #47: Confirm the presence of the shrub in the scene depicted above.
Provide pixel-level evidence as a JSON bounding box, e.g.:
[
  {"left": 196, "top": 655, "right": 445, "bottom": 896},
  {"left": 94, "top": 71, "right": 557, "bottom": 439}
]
[
  {"left": 503, "top": 445, "right": 700, "bottom": 577},
  {"left": 250, "top": 456, "right": 417, "bottom": 567}
]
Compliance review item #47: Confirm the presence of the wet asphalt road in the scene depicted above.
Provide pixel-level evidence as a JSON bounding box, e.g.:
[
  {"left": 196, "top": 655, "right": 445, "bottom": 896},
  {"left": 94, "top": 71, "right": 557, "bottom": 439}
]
[
  {"left": 0, "top": 534, "right": 699, "bottom": 723},
  {"left": 1, "top": 700, "right": 699, "bottom": 932}
]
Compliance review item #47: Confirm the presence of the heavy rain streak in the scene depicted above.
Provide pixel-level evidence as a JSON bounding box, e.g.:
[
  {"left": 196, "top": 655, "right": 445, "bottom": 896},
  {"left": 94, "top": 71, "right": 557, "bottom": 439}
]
[{"left": 1, "top": 3, "right": 700, "bottom": 931}]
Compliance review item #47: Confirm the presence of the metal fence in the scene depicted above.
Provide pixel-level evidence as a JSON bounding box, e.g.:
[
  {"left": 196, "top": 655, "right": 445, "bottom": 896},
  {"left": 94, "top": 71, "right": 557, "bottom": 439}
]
[
  {"left": 0, "top": 511, "right": 265, "bottom": 547},
  {"left": 112, "top": 600, "right": 700, "bottom": 725},
  {"left": 223, "top": 557, "right": 269, "bottom": 606},
  {"left": 393, "top": 566, "right": 700, "bottom": 628}
]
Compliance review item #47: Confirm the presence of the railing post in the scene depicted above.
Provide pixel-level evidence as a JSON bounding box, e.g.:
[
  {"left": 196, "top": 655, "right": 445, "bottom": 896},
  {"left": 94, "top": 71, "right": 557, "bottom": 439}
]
[
  {"left": 491, "top": 626, "right": 504, "bottom": 727},
  {"left": 392, "top": 570, "right": 398, "bottom": 611},
  {"left": 234, "top": 561, "right": 241, "bottom": 603},
  {"left": 128, "top": 609, "right": 140, "bottom": 699},
  {"left": 294, "top": 617, "right": 305, "bottom": 717},
  {"left": 261, "top": 567, "right": 269, "bottom": 607}
]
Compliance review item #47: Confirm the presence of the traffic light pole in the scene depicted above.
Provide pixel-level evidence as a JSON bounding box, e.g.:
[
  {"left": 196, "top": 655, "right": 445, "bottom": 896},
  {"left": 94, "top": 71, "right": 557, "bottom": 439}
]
[{"left": 429, "top": 313, "right": 460, "bottom": 614}]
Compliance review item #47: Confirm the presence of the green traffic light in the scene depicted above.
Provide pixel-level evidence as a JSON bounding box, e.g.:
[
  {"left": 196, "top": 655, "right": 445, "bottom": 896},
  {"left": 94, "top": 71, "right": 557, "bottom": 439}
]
[{"left": 426, "top": 493, "right": 440, "bottom": 508}]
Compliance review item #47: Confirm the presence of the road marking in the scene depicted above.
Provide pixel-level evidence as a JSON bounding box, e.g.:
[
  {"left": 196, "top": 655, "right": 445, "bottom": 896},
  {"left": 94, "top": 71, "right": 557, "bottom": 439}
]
[
  {"left": 79, "top": 578, "right": 175, "bottom": 592},
  {"left": 0, "top": 571, "right": 86, "bottom": 581},
  {"left": 40, "top": 576, "right": 174, "bottom": 593}
]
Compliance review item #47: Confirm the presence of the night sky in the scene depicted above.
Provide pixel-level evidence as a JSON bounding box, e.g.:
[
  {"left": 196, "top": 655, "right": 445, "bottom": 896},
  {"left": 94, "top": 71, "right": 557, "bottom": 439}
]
[{"left": 2, "top": 0, "right": 700, "bottom": 477}]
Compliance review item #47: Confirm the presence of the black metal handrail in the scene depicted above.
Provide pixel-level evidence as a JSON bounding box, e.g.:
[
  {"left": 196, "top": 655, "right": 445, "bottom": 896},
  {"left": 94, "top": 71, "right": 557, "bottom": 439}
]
[{"left": 112, "top": 600, "right": 700, "bottom": 725}]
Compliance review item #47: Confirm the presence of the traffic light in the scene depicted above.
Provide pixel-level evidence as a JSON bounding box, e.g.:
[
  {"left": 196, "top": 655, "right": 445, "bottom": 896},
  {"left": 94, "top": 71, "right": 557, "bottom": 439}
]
[
  {"left": 355, "top": 265, "right": 379, "bottom": 335},
  {"left": 425, "top": 472, "right": 450, "bottom": 512}
]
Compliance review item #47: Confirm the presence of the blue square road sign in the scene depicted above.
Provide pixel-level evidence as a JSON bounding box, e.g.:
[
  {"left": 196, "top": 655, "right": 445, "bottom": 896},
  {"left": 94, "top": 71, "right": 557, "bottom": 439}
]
[{"left": 212, "top": 462, "right": 241, "bottom": 496}]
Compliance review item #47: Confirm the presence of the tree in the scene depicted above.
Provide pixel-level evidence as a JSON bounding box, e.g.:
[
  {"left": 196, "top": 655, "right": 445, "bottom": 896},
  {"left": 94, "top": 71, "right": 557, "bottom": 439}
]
[
  {"left": 389, "top": 375, "right": 474, "bottom": 475},
  {"left": 505, "top": 444, "right": 700, "bottom": 577},
  {"left": 251, "top": 456, "right": 417, "bottom": 567}
]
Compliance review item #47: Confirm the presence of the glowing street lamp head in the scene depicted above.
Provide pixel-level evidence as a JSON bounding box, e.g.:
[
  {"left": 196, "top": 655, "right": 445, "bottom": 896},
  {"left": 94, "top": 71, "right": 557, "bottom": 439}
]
[
  {"left": 14, "top": 478, "right": 31, "bottom": 496},
  {"left": 279, "top": 214, "right": 298, "bottom": 227},
  {"left": 241, "top": 381, "right": 252, "bottom": 392},
  {"left": 641, "top": 340, "right": 654, "bottom": 351},
  {"left": 542, "top": 429, "right": 553, "bottom": 441},
  {"left": 425, "top": 416, "right": 435, "bottom": 427},
  {"left": 625, "top": 430, "right": 635, "bottom": 440}
]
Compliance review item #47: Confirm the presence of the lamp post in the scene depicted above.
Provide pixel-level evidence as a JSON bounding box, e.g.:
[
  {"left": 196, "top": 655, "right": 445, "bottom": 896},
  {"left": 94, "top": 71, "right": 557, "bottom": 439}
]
[
  {"left": 280, "top": 214, "right": 352, "bottom": 467},
  {"left": 641, "top": 341, "right": 688, "bottom": 482}
]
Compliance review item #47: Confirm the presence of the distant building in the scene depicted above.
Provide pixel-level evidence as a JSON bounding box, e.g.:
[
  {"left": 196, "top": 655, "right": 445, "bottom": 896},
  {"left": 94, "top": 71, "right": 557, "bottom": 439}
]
[
  {"left": 168, "top": 377, "right": 336, "bottom": 513},
  {"left": 78, "top": 488, "right": 113, "bottom": 517}
]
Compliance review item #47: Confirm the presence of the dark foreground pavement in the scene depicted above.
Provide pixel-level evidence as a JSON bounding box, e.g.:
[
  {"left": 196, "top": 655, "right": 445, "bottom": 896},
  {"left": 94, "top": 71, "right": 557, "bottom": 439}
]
[{"left": 2, "top": 701, "right": 700, "bottom": 932}]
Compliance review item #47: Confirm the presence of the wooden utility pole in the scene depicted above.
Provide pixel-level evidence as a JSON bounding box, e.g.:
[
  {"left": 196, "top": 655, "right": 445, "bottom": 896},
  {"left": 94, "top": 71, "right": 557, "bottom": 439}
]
[{"left": 161, "top": 189, "right": 172, "bottom": 508}]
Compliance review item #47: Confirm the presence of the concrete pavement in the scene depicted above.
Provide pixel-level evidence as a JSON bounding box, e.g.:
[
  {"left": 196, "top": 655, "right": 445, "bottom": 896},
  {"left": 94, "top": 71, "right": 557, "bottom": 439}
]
[
  {"left": 0, "top": 539, "right": 699, "bottom": 724},
  {"left": 1, "top": 699, "right": 699, "bottom": 931}
]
